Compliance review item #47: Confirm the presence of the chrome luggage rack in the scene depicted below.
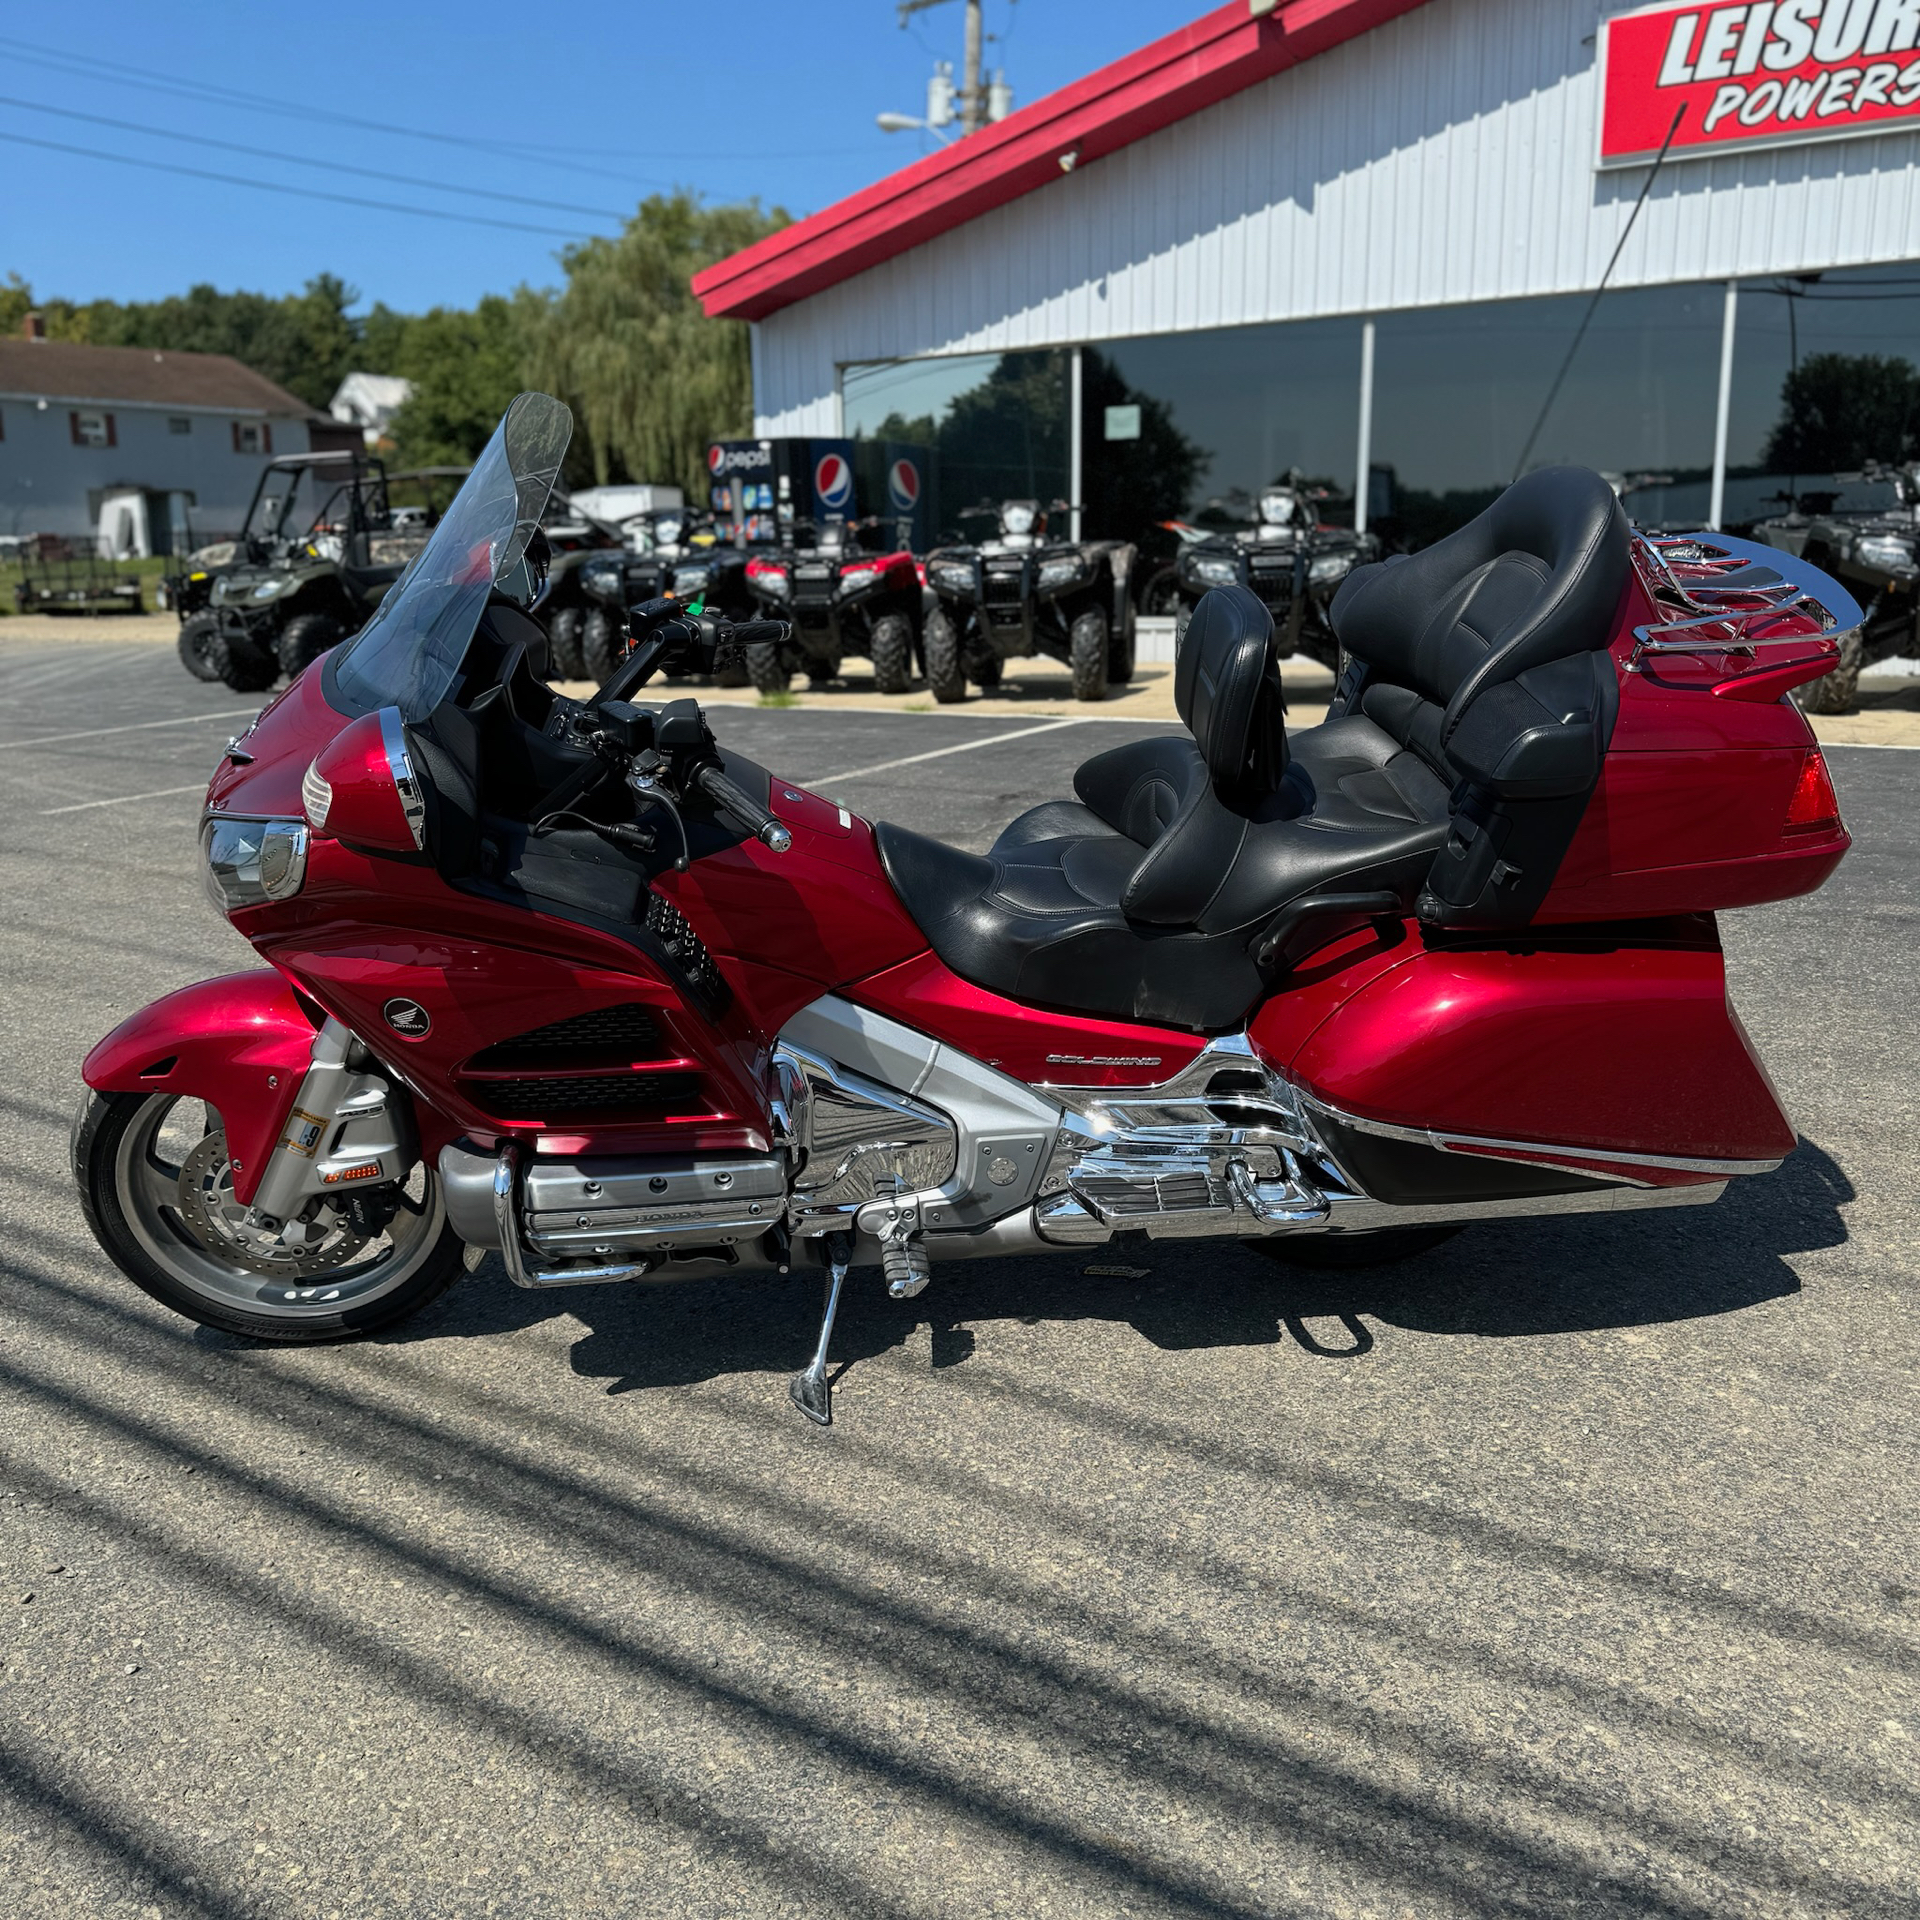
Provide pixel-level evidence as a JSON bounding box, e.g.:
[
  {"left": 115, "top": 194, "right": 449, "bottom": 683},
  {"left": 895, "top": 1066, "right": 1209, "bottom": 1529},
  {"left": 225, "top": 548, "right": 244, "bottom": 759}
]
[{"left": 1626, "top": 530, "right": 1862, "bottom": 670}]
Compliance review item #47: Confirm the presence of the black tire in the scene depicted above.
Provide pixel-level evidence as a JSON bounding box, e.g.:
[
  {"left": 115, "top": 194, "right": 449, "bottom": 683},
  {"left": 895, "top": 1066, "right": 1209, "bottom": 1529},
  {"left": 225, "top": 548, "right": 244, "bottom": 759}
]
[
  {"left": 275, "top": 611, "right": 344, "bottom": 679},
  {"left": 176, "top": 611, "right": 223, "bottom": 683},
  {"left": 581, "top": 607, "right": 623, "bottom": 685},
  {"left": 968, "top": 651, "right": 1004, "bottom": 692},
  {"left": 806, "top": 652, "right": 842, "bottom": 690},
  {"left": 1791, "top": 625, "right": 1864, "bottom": 715},
  {"left": 869, "top": 613, "right": 913, "bottom": 694},
  {"left": 923, "top": 606, "right": 968, "bottom": 704},
  {"left": 1069, "top": 605, "right": 1110, "bottom": 702},
  {"left": 72, "top": 1089, "right": 465, "bottom": 1344},
  {"left": 206, "top": 625, "right": 279, "bottom": 693},
  {"left": 548, "top": 605, "right": 586, "bottom": 679},
  {"left": 746, "top": 640, "right": 791, "bottom": 694},
  {"left": 1141, "top": 567, "right": 1183, "bottom": 617},
  {"left": 1244, "top": 1224, "right": 1464, "bottom": 1272},
  {"left": 1109, "top": 596, "right": 1137, "bottom": 683}
]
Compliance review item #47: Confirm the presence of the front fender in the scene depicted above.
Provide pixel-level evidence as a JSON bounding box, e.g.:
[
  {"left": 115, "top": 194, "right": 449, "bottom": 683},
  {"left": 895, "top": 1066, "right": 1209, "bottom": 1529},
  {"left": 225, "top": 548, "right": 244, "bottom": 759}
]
[{"left": 83, "top": 971, "right": 318, "bottom": 1205}]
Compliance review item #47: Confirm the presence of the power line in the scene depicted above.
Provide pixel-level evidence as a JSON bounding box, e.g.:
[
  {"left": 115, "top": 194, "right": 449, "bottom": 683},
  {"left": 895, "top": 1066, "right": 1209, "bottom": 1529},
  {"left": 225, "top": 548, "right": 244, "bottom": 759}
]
[
  {"left": 0, "top": 35, "right": 661, "bottom": 186},
  {"left": 0, "top": 128, "right": 592, "bottom": 237},
  {"left": 0, "top": 95, "right": 632, "bottom": 220}
]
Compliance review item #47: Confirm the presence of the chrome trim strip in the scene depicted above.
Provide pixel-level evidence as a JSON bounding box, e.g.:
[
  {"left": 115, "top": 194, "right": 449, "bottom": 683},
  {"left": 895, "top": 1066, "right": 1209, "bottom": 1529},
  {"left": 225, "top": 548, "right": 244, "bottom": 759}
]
[
  {"left": 378, "top": 705, "right": 427, "bottom": 852},
  {"left": 1298, "top": 1092, "right": 1784, "bottom": 1180}
]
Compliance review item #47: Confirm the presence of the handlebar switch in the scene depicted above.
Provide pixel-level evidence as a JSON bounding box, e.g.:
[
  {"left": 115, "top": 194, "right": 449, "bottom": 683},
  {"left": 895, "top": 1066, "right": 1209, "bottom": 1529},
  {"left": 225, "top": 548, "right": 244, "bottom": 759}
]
[
  {"left": 596, "top": 701, "right": 653, "bottom": 755},
  {"left": 655, "top": 700, "right": 708, "bottom": 752}
]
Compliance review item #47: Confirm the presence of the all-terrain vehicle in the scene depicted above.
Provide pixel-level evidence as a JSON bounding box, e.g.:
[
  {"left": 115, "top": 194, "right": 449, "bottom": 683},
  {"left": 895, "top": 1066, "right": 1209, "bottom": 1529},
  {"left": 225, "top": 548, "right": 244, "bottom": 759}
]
[
  {"left": 1170, "top": 479, "right": 1377, "bottom": 673},
  {"left": 921, "top": 499, "right": 1135, "bottom": 703},
  {"left": 1749, "top": 464, "right": 1918, "bottom": 712},
  {"left": 530, "top": 494, "right": 632, "bottom": 680},
  {"left": 741, "top": 517, "right": 923, "bottom": 692},
  {"left": 183, "top": 455, "right": 465, "bottom": 690}
]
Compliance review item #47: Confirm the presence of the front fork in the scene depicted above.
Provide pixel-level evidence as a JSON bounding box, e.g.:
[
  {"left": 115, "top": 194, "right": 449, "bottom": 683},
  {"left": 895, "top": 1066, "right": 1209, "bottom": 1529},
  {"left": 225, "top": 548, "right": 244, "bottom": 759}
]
[{"left": 244, "top": 1019, "right": 415, "bottom": 1229}]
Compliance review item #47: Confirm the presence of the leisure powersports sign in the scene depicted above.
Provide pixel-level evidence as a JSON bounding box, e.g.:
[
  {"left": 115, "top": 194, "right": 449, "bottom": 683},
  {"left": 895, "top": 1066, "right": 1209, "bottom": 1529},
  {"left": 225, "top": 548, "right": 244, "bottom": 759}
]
[{"left": 1598, "top": 0, "right": 1920, "bottom": 166}]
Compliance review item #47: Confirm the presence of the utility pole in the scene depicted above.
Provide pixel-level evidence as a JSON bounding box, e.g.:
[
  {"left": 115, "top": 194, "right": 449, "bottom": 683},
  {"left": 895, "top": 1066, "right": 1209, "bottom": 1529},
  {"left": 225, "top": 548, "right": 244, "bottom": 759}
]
[{"left": 891, "top": 0, "right": 996, "bottom": 136}]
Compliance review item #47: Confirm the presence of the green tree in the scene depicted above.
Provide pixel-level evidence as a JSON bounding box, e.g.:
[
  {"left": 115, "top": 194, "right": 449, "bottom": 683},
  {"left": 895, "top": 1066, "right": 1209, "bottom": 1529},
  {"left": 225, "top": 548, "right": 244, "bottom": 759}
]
[
  {"left": 1764, "top": 351, "right": 1920, "bottom": 473},
  {"left": 528, "top": 191, "right": 788, "bottom": 496},
  {"left": 382, "top": 292, "right": 547, "bottom": 469}
]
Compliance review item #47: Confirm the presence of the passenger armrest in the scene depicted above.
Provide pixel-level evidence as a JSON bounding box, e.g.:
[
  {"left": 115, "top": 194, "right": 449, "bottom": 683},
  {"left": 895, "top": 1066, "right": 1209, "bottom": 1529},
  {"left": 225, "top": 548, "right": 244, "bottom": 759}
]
[{"left": 1441, "top": 655, "right": 1614, "bottom": 800}]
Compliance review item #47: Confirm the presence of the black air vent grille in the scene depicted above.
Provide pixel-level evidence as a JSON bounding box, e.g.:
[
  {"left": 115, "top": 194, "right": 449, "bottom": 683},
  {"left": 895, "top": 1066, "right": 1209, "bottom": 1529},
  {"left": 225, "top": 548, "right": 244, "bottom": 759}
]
[
  {"left": 478, "top": 1071, "right": 704, "bottom": 1119},
  {"left": 646, "top": 892, "right": 728, "bottom": 1008},
  {"left": 468, "top": 1002, "right": 663, "bottom": 1073}
]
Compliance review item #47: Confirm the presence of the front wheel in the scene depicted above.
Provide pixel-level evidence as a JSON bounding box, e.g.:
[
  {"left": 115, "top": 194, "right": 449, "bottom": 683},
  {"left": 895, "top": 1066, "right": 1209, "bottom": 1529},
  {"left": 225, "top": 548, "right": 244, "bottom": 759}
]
[
  {"left": 275, "top": 611, "right": 344, "bottom": 678},
  {"left": 869, "top": 613, "right": 914, "bottom": 694},
  {"left": 548, "top": 605, "right": 586, "bottom": 679},
  {"left": 208, "top": 626, "right": 278, "bottom": 693},
  {"left": 1069, "top": 605, "right": 1110, "bottom": 702},
  {"left": 176, "top": 611, "right": 223, "bottom": 682},
  {"left": 746, "top": 640, "right": 791, "bottom": 694},
  {"left": 581, "top": 607, "right": 623, "bottom": 684},
  {"left": 74, "top": 1090, "right": 466, "bottom": 1343},
  {"left": 922, "top": 607, "right": 968, "bottom": 704}
]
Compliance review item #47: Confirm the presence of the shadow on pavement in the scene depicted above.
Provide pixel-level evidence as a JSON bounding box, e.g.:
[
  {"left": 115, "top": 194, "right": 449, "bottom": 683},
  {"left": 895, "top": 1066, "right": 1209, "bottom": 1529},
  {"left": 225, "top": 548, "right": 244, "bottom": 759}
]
[{"left": 403, "top": 1136, "right": 1851, "bottom": 1397}]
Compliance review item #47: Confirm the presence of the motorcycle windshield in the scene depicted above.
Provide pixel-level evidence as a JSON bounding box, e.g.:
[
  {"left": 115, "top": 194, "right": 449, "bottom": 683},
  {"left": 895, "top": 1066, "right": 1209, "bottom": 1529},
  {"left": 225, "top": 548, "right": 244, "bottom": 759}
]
[{"left": 331, "top": 392, "right": 571, "bottom": 722}]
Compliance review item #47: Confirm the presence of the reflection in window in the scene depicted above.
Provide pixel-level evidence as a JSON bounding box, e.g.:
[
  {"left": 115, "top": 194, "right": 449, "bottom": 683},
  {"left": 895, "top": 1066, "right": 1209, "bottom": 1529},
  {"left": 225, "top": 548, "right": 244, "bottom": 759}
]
[
  {"left": 1728, "top": 264, "right": 1920, "bottom": 529},
  {"left": 844, "top": 350, "right": 1069, "bottom": 545},
  {"left": 1371, "top": 284, "right": 1725, "bottom": 545}
]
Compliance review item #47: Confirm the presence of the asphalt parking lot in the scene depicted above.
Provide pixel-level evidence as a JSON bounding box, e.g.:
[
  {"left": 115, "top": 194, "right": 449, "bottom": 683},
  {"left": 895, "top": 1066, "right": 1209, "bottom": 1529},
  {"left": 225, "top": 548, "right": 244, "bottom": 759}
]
[{"left": 3, "top": 636, "right": 1917, "bottom": 1919}]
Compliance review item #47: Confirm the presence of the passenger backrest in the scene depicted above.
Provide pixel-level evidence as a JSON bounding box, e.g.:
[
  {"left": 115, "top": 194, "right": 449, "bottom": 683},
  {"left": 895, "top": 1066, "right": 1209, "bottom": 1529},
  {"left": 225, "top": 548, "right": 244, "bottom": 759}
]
[
  {"left": 1330, "top": 466, "right": 1629, "bottom": 778},
  {"left": 1172, "top": 583, "right": 1289, "bottom": 799}
]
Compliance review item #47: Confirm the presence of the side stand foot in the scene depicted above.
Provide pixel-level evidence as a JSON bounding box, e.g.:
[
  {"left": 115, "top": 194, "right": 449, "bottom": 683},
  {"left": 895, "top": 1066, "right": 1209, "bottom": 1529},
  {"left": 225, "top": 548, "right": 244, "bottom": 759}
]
[{"left": 789, "top": 1233, "right": 851, "bottom": 1427}]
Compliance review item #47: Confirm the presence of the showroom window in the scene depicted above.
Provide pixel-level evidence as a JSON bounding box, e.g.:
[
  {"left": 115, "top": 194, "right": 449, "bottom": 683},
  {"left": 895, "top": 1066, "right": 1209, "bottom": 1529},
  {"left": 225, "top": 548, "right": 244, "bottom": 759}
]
[{"left": 844, "top": 349, "right": 1069, "bottom": 548}]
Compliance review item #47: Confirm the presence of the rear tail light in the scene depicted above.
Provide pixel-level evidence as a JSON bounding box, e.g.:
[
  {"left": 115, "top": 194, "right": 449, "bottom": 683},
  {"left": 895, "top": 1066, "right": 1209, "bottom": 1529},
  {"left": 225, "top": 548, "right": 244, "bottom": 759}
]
[{"left": 1783, "top": 748, "right": 1841, "bottom": 837}]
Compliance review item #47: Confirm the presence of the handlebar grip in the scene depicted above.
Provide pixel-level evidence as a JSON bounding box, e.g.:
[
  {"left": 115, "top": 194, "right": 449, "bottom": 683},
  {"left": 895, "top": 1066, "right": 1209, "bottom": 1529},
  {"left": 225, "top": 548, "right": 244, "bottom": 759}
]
[
  {"left": 726, "top": 619, "right": 790, "bottom": 647},
  {"left": 693, "top": 764, "right": 792, "bottom": 853}
]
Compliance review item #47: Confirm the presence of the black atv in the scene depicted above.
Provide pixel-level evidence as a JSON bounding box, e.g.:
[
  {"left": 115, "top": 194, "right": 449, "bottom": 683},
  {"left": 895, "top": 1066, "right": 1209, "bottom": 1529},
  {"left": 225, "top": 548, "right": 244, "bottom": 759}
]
[
  {"left": 532, "top": 495, "right": 636, "bottom": 681},
  {"left": 184, "top": 456, "right": 464, "bottom": 691},
  {"left": 921, "top": 499, "right": 1135, "bottom": 704},
  {"left": 741, "top": 517, "right": 923, "bottom": 693},
  {"left": 1170, "top": 479, "right": 1377, "bottom": 673},
  {"left": 1749, "top": 463, "right": 1918, "bottom": 712}
]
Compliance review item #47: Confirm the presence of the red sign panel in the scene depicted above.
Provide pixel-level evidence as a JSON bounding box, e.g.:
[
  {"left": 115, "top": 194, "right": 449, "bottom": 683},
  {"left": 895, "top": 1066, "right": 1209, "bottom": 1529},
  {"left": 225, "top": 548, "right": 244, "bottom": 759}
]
[{"left": 1598, "top": 0, "right": 1920, "bottom": 168}]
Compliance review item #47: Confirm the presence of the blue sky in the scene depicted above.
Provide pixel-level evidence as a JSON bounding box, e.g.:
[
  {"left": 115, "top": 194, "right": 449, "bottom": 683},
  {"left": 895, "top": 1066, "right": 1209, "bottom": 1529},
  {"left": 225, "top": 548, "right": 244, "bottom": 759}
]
[{"left": 2, "top": 1, "right": 1192, "bottom": 316}]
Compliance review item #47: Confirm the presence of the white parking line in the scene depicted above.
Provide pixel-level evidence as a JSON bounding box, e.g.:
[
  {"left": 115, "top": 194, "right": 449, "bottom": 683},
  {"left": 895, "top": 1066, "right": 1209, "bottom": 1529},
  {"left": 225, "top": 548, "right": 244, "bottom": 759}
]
[
  {"left": 3, "top": 709, "right": 259, "bottom": 751},
  {"left": 41, "top": 782, "right": 208, "bottom": 816},
  {"left": 812, "top": 718, "right": 1084, "bottom": 784}
]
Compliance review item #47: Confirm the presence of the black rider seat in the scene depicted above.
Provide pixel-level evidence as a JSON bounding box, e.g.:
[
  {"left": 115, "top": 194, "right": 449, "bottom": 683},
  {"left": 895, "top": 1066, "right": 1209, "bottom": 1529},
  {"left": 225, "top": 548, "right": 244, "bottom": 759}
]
[{"left": 874, "top": 466, "right": 1629, "bottom": 1031}]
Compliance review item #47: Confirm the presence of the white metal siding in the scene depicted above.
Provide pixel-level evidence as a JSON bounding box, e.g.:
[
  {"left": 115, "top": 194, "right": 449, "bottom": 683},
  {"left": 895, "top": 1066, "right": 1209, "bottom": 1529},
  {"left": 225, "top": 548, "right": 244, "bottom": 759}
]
[{"left": 752, "top": 0, "right": 1920, "bottom": 433}]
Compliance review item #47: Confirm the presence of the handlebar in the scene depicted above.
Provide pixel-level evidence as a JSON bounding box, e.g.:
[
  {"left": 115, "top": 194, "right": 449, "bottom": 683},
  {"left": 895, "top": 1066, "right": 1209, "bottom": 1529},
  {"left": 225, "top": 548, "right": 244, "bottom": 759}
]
[{"left": 692, "top": 763, "right": 792, "bottom": 853}]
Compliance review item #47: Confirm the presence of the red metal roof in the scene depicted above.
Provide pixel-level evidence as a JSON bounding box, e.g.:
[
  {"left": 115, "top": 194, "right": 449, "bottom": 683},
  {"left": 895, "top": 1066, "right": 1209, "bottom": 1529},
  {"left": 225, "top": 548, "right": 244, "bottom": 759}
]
[{"left": 692, "top": 0, "right": 1437, "bottom": 322}]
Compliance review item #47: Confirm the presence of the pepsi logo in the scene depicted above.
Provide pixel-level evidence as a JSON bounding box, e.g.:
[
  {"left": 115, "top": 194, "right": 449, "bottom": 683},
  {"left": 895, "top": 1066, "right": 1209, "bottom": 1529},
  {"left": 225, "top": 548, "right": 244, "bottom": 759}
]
[
  {"left": 887, "top": 458, "right": 921, "bottom": 514},
  {"left": 814, "top": 452, "right": 853, "bottom": 512},
  {"left": 707, "top": 444, "right": 725, "bottom": 474}
]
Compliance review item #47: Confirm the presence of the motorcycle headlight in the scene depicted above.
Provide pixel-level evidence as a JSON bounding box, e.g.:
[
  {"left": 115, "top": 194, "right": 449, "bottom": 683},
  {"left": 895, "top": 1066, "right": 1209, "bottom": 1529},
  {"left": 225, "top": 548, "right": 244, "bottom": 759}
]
[
  {"left": 202, "top": 814, "right": 308, "bottom": 912},
  {"left": 1308, "top": 553, "right": 1355, "bottom": 586},
  {"left": 931, "top": 562, "right": 975, "bottom": 592},
  {"left": 1191, "top": 555, "right": 1239, "bottom": 587},
  {"left": 1857, "top": 535, "right": 1917, "bottom": 574},
  {"left": 1037, "top": 555, "right": 1090, "bottom": 591},
  {"left": 837, "top": 565, "right": 879, "bottom": 593}
]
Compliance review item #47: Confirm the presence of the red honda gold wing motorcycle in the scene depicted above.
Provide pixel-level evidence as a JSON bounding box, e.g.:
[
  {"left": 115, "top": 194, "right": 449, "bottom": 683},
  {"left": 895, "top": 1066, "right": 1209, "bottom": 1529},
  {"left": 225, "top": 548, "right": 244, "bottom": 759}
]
[{"left": 74, "top": 395, "right": 1853, "bottom": 1424}]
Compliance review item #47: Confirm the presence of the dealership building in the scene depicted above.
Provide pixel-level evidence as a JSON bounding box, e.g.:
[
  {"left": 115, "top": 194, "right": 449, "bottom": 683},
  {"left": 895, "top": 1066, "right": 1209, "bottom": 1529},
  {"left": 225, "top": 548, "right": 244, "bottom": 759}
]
[{"left": 696, "top": 0, "right": 1920, "bottom": 562}]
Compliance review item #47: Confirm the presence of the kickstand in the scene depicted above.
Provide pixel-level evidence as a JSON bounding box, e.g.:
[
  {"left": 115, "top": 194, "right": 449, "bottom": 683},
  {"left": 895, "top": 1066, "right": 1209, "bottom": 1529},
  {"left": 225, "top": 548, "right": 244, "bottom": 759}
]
[{"left": 789, "top": 1232, "right": 852, "bottom": 1427}]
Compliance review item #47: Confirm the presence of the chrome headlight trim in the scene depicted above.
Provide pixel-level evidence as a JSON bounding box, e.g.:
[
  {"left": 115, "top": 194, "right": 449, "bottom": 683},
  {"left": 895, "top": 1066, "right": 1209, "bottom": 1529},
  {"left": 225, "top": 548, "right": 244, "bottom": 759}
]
[{"left": 202, "top": 814, "right": 309, "bottom": 911}]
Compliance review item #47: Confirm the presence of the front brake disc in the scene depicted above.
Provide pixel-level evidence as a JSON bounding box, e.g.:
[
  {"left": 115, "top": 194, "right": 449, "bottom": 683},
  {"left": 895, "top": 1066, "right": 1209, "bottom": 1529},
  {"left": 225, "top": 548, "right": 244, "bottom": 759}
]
[{"left": 175, "top": 1134, "right": 372, "bottom": 1279}]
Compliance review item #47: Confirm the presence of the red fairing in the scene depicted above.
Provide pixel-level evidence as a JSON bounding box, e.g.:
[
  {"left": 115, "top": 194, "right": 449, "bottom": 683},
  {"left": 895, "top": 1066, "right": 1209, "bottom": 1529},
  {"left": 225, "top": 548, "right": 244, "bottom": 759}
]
[
  {"left": 82, "top": 971, "right": 318, "bottom": 1206},
  {"left": 1277, "top": 928, "right": 1796, "bottom": 1170},
  {"left": 846, "top": 949, "right": 1208, "bottom": 1088},
  {"left": 205, "top": 664, "right": 336, "bottom": 817}
]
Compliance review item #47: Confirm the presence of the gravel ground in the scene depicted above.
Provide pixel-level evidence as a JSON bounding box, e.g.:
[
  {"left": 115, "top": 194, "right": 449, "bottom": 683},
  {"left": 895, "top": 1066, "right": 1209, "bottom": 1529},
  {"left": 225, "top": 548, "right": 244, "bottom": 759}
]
[{"left": 1, "top": 639, "right": 1916, "bottom": 1919}]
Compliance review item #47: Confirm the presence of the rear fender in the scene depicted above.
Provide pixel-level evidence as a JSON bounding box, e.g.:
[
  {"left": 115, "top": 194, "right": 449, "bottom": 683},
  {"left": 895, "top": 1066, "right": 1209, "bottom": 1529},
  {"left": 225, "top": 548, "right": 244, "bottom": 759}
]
[{"left": 82, "top": 971, "right": 319, "bottom": 1206}]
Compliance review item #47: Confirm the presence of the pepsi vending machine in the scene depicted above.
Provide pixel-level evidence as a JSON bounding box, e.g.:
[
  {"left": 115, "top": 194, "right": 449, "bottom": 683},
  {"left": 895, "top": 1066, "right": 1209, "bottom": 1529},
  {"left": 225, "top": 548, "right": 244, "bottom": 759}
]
[{"left": 705, "top": 438, "right": 862, "bottom": 546}]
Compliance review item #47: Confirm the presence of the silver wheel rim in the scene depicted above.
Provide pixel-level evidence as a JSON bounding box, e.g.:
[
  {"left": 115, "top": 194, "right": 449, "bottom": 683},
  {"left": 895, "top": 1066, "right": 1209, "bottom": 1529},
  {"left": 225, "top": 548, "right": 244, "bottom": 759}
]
[{"left": 111, "top": 1093, "right": 445, "bottom": 1321}]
